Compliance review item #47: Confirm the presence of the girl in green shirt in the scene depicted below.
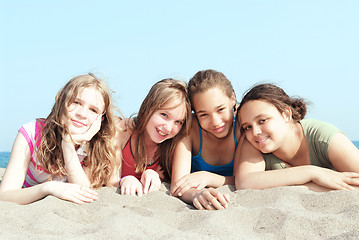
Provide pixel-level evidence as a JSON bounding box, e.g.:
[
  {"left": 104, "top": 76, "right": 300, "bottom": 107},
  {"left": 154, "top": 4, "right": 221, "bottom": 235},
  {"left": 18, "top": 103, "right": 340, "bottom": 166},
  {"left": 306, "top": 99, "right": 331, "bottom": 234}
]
[{"left": 234, "top": 83, "right": 359, "bottom": 191}]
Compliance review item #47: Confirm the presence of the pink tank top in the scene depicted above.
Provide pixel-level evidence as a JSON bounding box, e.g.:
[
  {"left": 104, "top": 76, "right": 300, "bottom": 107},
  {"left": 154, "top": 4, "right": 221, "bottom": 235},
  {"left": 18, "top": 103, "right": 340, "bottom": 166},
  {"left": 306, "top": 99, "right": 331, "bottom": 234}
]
[{"left": 19, "top": 120, "right": 86, "bottom": 187}]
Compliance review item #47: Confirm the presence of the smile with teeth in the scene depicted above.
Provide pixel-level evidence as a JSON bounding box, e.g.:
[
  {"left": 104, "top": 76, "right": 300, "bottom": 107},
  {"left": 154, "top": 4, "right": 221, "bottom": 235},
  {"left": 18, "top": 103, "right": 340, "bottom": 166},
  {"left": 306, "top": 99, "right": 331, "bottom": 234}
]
[
  {"left": 256, "top": 136, "right": 269, "bottom": 144},
  {"left": 157, "top": 128, "right": 169, "bottom": 136}
]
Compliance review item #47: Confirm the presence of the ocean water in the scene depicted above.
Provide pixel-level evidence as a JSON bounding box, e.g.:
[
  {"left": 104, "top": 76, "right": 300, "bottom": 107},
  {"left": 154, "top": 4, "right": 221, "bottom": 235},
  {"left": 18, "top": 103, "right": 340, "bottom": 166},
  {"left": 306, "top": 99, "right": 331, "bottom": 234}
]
[
  {"left": 1, "top": 141, "right": 359, "bottom": 168},
  {"left": 354, "top": 141, "right": 359, "bottom": 149},
  {"left": 0, "top": 152, "right": 10, "bottom": 168}
]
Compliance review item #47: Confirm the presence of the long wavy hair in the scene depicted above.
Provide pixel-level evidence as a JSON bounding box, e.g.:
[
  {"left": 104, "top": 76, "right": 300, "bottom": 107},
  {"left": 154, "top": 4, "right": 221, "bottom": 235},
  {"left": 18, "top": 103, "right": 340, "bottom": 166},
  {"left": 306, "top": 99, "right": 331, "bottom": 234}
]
[
  {"left": 130, "top": 78, "right": 192, "bottom": 180},
  {"left": 36, "top": 73, "right": 120, "bottom": 188}
]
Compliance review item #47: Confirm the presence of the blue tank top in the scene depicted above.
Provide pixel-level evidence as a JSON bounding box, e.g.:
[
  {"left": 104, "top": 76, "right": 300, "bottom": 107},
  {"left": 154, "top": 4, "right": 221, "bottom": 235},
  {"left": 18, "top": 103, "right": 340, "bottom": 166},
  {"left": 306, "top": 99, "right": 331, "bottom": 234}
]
[{"left": 191, "top": 118, "right": 237, "bottom": 176}]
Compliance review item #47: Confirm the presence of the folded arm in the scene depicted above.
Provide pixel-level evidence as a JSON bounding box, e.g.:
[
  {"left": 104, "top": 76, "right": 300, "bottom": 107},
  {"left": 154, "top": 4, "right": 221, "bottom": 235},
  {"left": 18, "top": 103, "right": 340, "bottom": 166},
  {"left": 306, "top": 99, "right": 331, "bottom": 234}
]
[
  {"left": 234, "top": 140, "right": 359, "bottom": 191},
  {"left": 0, "top": 133, "right": 97, "bottom": 204}
]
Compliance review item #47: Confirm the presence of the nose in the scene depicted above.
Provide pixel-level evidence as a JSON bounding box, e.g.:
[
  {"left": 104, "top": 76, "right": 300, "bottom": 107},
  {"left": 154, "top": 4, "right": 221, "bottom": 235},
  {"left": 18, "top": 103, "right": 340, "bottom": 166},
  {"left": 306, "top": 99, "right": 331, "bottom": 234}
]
[
  {"left": 163, "top": 120, "right": 173, "bottom": 133},
  {"left": 211, "top": 113, "right": 221, "bottom": 126},
  {"left": 75, "top": 105, "right": 87, "bottom": 118},
  {"left": 252, "top": 125, "right": 262, "bottom": 136}
]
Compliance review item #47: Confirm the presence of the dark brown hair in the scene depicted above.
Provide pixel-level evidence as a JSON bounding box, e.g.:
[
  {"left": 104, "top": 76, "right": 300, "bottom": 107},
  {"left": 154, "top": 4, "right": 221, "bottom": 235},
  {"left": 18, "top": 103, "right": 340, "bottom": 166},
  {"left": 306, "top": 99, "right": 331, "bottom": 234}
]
[
  {"left": 238, "top": 83, "right": 307, "bottom": 123},
  {"left": 188, "top": 69, "right": 235, "bottom": 109}
]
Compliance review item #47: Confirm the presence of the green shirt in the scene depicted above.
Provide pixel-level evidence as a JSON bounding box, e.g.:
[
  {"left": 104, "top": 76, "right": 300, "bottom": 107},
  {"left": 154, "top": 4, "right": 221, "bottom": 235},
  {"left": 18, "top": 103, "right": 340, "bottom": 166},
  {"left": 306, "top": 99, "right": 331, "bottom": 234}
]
[{"left": 263, "top": 119, "right": 340, "bottom": 170}]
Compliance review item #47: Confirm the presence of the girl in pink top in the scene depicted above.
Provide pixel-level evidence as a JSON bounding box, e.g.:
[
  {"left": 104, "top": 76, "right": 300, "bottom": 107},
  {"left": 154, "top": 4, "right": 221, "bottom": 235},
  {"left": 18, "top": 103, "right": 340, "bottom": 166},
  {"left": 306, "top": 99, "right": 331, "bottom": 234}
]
[
  {"left": 117, "top": 79, "right": 192, "bottom": 196},
  {"left": 0, "top": 74, "right": 120, "bottom": 204}
]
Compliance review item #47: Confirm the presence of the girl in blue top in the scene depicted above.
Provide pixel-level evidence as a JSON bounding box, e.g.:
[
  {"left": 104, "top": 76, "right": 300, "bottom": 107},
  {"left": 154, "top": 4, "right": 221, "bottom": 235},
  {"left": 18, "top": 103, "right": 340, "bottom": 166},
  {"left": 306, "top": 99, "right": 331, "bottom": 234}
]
[{"left": 171, "top": 69, "right": 242, "bottom": 210}]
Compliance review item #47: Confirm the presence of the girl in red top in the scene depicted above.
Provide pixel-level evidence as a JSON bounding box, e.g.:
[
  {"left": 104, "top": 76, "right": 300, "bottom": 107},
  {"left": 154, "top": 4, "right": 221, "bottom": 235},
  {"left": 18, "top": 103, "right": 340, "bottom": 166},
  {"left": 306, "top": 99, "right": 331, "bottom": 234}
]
[{"left": 117, "top": 78, "right": 191, "bottom": 196}]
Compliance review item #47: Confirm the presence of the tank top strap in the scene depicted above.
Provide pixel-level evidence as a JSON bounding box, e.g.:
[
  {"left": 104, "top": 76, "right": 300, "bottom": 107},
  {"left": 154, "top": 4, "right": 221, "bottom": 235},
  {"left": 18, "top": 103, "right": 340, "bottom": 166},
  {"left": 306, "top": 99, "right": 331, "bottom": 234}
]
[
  {"left": 199, "top": 117, "right": 237, "bottom": 151},
  {"left": 198, "top": 123, "right": 203, "bottom": 155},
  {"left": 233, "top": 116, "right": 238, "bottom": 147}
]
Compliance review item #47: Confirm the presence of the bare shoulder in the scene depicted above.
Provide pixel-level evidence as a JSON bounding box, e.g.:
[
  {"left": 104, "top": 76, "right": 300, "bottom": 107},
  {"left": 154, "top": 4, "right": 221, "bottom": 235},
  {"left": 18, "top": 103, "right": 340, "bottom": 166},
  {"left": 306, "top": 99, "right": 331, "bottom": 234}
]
[
  {"left": 328, "top": 132, "right": 359, "bottom": 172},
  {"left": 189, "top": 114, "right": 199, "bottom": 137},
  {"left": 234, "top": 118, "right": 244, "bottom": 146},
  {"left": 189, "top": 115, "right": 201, "bottom": 150},
  {"left": 116, "top": 116, "right": 130, "bottom": 130},
  {"left": 115, "top": 117, "right": 132, "bottom": 149},
  {"left": 239, "top": 139, "right": 264, "bottom": 162}
]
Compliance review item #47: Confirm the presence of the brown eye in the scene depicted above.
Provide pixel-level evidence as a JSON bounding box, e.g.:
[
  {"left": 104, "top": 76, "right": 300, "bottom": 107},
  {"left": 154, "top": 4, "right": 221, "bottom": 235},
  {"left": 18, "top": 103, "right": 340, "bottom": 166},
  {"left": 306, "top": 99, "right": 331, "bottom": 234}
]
[{"left": 242, "top": 125, "right": 251, "bottom": 131}]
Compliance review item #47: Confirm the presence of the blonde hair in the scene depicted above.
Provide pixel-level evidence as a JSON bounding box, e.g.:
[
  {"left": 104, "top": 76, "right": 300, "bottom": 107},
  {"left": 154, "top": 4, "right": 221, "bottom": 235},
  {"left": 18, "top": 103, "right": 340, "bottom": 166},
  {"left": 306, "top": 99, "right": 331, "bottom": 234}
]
[
  {"left": 130, "top": 78, "right": 191, "bottom": 180},
  {"left": 36, "top": 73, "right": 120, "bottom": 188}
]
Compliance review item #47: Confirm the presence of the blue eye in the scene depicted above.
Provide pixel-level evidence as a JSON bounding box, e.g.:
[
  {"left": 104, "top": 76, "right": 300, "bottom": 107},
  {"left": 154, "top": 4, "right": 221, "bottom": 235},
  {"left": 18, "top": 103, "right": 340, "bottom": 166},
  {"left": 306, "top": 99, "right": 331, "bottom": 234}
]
[
  {"left": 90, "top": 108, "right": 99, "bottom": 114},
  {"left": 175, "top": 120, "right": 183, "bottom": 125}
]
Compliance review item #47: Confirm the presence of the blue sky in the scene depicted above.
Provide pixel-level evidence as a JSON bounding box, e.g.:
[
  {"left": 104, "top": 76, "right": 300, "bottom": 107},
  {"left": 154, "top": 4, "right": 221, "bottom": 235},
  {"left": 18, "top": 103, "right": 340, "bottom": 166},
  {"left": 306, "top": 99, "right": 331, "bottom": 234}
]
[{"left": 0, "top": 0, "right": 358, "bottom": 152}]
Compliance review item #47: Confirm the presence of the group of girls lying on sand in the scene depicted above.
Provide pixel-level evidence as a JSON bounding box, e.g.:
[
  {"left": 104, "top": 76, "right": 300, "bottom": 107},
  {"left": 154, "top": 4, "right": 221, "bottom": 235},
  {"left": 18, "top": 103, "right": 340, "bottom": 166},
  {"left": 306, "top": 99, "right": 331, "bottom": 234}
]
[{"left": 1, "top": 70, "right": 358, "bottom": 210}]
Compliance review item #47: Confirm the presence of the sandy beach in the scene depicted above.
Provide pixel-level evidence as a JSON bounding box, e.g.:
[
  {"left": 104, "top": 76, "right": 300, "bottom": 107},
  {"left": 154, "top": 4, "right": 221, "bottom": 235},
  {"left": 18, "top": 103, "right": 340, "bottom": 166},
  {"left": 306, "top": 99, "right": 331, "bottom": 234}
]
[{"left": 1, "top": 168, "right": 359, "bottom": 239}]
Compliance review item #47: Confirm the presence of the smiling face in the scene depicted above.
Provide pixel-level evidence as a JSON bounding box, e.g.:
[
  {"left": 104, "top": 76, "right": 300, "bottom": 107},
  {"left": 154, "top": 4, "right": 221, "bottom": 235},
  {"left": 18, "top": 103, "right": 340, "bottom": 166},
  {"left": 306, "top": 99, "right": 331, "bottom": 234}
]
[
  {"left": 144, "top": 98, "right": 187, "bottom": 145},
  {"left": 192, "top": 87, "right": 236, "bottom": 139},
  {"left": 239, "top": 100, "right": 291, "bottom": 153},
  {"left": 64, "top": 86, "right": 105, "bottom": 135}
]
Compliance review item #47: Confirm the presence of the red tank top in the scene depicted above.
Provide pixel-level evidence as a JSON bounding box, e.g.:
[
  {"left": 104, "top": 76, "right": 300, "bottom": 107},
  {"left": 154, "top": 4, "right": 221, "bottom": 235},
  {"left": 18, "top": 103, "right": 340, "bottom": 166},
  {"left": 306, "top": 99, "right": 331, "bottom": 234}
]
[{"left": 121, "top": 138, "right": 160, "bottom": 179}]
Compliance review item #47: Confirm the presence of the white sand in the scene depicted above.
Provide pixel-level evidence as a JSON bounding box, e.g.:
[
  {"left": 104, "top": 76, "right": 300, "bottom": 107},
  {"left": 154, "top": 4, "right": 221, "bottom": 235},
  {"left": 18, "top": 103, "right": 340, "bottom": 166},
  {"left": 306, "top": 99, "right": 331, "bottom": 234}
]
[{"left": 1, "top": 167, "right": 359, "bottom": 239}]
